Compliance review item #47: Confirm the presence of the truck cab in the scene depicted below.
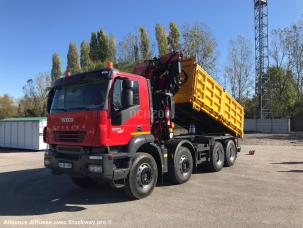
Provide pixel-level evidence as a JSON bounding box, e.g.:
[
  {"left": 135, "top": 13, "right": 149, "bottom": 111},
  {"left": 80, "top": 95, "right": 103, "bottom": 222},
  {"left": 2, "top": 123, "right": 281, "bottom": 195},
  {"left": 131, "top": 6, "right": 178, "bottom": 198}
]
[{"left": 45, "top": 68, "right": 162, "bottom": 197}]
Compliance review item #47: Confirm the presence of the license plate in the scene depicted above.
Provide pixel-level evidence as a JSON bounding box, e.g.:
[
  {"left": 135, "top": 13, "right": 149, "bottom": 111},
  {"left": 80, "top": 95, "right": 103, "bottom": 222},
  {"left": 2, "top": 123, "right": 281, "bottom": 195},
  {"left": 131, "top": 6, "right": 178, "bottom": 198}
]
[{"left": 58, "top": 162, "right": 72, "bottom": 169}]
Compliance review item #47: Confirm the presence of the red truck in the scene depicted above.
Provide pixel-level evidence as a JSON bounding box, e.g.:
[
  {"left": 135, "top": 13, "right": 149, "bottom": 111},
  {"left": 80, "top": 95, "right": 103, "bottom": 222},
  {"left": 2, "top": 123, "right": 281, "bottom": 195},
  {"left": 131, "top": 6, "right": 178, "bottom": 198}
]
[{"left": 44, "top": 52, "right": 244, "bottom": 199}]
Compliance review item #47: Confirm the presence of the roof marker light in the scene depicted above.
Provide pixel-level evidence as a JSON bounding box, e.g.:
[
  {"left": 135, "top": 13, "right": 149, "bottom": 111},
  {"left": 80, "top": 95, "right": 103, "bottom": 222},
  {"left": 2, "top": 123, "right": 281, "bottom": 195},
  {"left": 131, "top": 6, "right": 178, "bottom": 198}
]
[
  {"left": 65, "top": 70, "right": 71, "bottom": 77},
  {"left": 107, "top": 61, "right": 113, "bottom": 69}
]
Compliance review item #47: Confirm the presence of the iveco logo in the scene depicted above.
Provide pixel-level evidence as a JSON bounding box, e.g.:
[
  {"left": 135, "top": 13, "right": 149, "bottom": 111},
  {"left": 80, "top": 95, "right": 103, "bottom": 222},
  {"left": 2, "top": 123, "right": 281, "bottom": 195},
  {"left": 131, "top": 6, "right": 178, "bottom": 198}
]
[{"left": 61, "top": 117, "right": 74, "bottom": 123}]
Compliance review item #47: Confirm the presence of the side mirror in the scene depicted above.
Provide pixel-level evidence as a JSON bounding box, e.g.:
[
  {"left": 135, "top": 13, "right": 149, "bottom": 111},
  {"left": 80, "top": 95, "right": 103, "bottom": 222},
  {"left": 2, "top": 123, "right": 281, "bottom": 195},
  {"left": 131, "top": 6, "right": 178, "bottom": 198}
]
[
  {"left": 121, "top": 79, "right": 134, "bottom": 109},
  {"left": 166, "top": 93, "right": 175, "bottom": 119}
]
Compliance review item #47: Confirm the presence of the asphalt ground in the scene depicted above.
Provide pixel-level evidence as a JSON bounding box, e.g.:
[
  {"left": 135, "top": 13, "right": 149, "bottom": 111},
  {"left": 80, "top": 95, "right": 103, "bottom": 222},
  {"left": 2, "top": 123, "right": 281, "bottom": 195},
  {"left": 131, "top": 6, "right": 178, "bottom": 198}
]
[{"left": 0, "top": 133, "right": 302, "bottom": 228}]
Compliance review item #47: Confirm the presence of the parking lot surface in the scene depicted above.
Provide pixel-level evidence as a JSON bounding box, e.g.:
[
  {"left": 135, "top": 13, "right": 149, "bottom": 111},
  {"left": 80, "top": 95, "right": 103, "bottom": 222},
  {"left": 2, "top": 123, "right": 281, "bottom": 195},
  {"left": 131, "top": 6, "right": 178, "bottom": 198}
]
[{"left": 0, "top": 134, "right": 302, "bottom": 228}]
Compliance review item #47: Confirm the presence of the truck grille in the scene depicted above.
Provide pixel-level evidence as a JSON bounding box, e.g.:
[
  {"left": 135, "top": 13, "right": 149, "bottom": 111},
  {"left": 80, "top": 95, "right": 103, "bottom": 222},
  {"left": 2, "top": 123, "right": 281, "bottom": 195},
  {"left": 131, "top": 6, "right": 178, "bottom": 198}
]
[{"left": 53, "top": 131, "right": 85, "bottom": 143}]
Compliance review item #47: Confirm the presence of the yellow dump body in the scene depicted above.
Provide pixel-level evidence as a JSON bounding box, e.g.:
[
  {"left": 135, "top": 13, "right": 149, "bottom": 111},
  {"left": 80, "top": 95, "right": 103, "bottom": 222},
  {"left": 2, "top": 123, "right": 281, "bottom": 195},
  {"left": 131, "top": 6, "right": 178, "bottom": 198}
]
[{"left": 174, "top": 59, "right": 244, "bottom": 138}]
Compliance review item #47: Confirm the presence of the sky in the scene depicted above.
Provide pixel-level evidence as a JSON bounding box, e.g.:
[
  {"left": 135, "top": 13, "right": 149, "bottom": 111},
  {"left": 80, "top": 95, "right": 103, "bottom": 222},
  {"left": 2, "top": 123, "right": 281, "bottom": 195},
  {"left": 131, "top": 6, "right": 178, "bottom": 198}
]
[{"left": 0, "top": 0, "right": 302, "bottom": 99}]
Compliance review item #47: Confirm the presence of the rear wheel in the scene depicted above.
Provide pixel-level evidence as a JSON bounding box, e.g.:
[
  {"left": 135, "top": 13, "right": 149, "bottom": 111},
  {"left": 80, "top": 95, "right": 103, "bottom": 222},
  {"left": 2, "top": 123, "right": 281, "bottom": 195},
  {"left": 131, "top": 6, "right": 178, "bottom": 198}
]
[
  {"left": 168, "top": 146, "right": 193, "bottom": 184},
  {"left": 224, "top": 140, "right": 237, "bottom": 167},
  {"left": 71, "top": 177, "right": 97, "bottom": 188},
  {"left": 209, "top": 141, "right": 224, "bottom": 172},
  {"left": 124, "top": 152, "right": 158, "bottom": 199}
]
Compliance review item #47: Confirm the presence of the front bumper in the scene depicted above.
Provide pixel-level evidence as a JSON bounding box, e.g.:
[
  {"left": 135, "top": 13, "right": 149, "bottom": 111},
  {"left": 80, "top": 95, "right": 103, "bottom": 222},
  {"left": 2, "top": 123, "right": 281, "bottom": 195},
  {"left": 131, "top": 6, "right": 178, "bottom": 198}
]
[{"left": 44, "top": 146, "right": 130, "bottom": 184}]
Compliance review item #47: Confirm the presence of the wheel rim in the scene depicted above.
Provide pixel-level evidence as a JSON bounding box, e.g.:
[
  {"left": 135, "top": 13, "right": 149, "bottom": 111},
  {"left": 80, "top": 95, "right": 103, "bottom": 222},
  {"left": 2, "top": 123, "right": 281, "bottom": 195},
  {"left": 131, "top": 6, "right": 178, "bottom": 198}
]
[
  {"left": 179, "top": 155, "right": 190, "bottom": 176},
  {"left": 215, "top": 149, "right": 223, "bottom": 166},
  {"left": 136, "top": 163, "right": 153, "bottom": 190},
  {"left": 229, "top": 147, "right": 235, "bottom": 162}
]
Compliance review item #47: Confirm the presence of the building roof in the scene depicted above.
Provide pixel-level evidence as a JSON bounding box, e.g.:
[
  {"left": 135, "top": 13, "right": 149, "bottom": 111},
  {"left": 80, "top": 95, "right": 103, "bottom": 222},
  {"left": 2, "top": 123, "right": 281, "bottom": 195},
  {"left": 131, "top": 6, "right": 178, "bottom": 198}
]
[{"left": 0, "top": 117, "right": 47, "bottom": 122}]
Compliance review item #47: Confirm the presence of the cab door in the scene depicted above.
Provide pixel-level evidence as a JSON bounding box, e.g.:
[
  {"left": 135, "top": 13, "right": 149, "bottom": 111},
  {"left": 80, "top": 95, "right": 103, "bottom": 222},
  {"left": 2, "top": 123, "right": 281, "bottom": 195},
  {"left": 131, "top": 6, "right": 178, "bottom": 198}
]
[{"left": 108, "top": 77, "right": 150, "bottom": 146}]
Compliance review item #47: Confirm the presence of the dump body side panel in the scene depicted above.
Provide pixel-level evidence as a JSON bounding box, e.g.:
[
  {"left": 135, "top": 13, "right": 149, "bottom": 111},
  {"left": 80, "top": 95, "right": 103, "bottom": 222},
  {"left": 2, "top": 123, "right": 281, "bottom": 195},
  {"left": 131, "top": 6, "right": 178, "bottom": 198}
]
[{"left": 174, "top": 59, "right": 244, "bottom": 138}]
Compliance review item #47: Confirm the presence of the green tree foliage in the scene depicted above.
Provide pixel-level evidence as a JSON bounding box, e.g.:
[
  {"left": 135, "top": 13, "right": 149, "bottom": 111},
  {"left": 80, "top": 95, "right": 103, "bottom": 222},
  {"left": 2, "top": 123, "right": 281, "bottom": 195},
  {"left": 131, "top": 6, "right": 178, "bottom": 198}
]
[
  {"left": 0, "top": 94, "right": 17, "bottom": 119},
  {"left": 271, "top": 24, "right": 303, "bottom": 98},
  {"left": 108, "top": 35, "right": 117, "bottom": 63},
  {"left": 89, "top": 32, "right": 99, "bottom": 62},
  {"left": 50, "top": 53, "right": 62, "bottom": 84},
  {"left": 139, "top": 27, "right": 152, "bottom": 59},
  {"left": 97, "top": 29, "right": 109, "bottom": 62},
  {"left": 267, "top": 67, "right": 296, "bottom": 117},
  {"left": 115, "top": 61, "right": 136, "bottom": 72},
  {"left": 80, "top": 41, "right": 93, "bottom": 72},
  {"left": 168, "top": 22, "right": 181, "bottom": 51},
  {"left": 67, "top": 42, "right": 81, "bottom": 74},
  {"left": 182, "top": 23, "right": 217, "bottom": 74},
  {"left": 155, "top": 23, "right": 169, "bottom": 56}
]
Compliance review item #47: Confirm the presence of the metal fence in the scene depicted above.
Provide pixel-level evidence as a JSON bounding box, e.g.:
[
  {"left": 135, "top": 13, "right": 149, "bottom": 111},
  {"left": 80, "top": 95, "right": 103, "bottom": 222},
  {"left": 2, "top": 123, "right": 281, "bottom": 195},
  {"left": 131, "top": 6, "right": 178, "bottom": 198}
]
[{"left": 245, "top": 119, "right": 290, "bottom": 133}]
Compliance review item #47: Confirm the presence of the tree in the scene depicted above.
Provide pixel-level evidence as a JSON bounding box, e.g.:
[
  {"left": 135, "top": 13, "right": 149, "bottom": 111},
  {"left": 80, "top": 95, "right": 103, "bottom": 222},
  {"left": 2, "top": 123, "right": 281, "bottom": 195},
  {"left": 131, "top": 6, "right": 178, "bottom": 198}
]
[
  {"left": 139, "top": 27, "right": 152, "bottom": 59},
  {"left": 168, "top": 22, "right": 181, "bottom": 52},
  {"left": 267, "top": 67, "right": 296, "bottom": 117},
  {"left": 224, "top": 36, "right": 253, "bottom": 102},
  {"left": 0, "top": 94, "right": 17, "bottom": 119},
  {"left": 50, "top": 53, "right": 62, "bottom": 84},
  {"left": 155, "top": 24, "right": 169, "bottom": 56},
  {"left": 270, "top": 29, "right": 290, "bottom": 69},
  {"left": 67, "top": 42, "right": 81, "bottom": 74},
  {"left": 118, "top": 33, "right": 140, "bottom": 64},
  {"left": 80, "top": 41, "right": 93, "bottom": 72},
  {"left": 108, "top": 35, "right": 117, "bottom": 63},
  {"left": 270, "top": 20, "right": 303, "bottom": 98},
  {"left": 89, "top": 32, "right": 99, "bottom": 62},
  {"left": 287, "top": 24, "right": 303, "bottom": 97},
  {"left": 19, "top": 73, "right": 51, "bottom": 117},
  {"left": 182, "top": 23, "right": 217, "bottom": 74},
  {"left": 97, "top": 29, "right": 109, "bottom": 62}
]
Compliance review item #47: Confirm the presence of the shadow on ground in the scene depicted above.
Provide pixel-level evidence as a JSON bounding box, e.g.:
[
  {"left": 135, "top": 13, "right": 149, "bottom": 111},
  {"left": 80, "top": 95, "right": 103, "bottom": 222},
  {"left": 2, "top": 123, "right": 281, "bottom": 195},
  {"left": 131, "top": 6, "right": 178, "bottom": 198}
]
[
  {"left": 271, "top": 160, "right": 303, "bottom": 173},
  {"left": 278, "top": 170, "right": 303, "bottom": 173},
  {"left": 0, "top": 147, "right": 39, "bottom": 153},
  {"left": 271, "top": 161, "right": 303, "bottom": 165},
  {"left": 0, "top": 164, "right": 220, "bottom": 216},
  {"left": 0, "top": 168, "right": 130, "bottom": 216}
]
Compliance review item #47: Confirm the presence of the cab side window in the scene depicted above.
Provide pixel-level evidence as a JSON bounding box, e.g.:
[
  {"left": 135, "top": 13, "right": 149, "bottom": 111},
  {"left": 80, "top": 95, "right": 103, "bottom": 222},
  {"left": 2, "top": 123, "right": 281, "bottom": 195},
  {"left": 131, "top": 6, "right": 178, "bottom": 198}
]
[
  {"left": 133, "top": 81, "right": 139, "bottom": 105},
  {"left": 112, "top": 79, "right": 123, "bottom": 111},
  {"left": 112, "top": 79, "right": 139, "bottom": 111},
  {"left": 111, "top": 78, "right": 140, "bottom": 125}
]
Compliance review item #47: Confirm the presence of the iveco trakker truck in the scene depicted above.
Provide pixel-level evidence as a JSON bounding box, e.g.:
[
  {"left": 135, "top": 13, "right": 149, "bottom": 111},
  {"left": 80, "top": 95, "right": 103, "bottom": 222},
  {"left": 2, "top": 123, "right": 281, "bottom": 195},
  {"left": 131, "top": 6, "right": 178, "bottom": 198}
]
[{"left": 44, "top": 52, "right": 244, "bottom": 199}]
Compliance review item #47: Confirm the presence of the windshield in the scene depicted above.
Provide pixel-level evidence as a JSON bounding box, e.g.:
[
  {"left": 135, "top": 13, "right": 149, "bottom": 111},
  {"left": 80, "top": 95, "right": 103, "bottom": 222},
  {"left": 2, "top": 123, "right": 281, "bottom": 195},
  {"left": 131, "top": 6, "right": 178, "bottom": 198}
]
[{"left": 50, "top": 80, "right": 109, "bottom": 113}]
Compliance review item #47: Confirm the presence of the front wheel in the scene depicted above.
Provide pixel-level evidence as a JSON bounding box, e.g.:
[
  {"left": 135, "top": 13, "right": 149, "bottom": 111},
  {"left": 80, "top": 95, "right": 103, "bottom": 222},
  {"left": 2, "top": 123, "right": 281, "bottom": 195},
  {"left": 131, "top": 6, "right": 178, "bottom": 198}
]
[{"left": 124, "top": 152, "right": 158, "bottom": 199}]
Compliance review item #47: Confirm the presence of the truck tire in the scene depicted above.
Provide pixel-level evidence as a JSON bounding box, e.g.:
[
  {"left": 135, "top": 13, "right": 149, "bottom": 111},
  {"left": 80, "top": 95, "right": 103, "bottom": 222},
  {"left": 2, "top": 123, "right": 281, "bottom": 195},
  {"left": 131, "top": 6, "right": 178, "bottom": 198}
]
[
  {"left": 168, "top": 146, "right": 193, "bottom": 184},
  {"left": 224, "top": 140, "right": 237, "bottom": 167},
  {"left": 71, "top": 177, "right": 97, "bottom": 188},
  {"left": 124, "top": 152, "right": 158, "bottom": 199},
  {"left": 209, "top": 141, "right": 225, "bottom": 172}
]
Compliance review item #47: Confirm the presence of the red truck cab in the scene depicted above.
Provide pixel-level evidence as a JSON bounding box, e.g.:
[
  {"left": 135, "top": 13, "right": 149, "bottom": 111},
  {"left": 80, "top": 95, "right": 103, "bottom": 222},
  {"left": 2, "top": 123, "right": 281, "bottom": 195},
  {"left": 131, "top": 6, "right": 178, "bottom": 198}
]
[{"left": 45, "top": 68, "right": 168, "bottom": 198}]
